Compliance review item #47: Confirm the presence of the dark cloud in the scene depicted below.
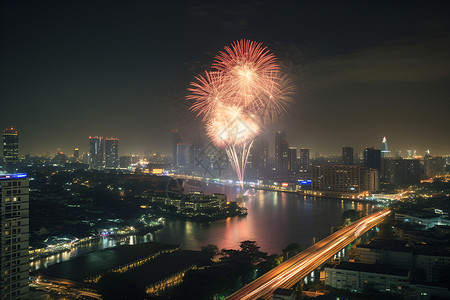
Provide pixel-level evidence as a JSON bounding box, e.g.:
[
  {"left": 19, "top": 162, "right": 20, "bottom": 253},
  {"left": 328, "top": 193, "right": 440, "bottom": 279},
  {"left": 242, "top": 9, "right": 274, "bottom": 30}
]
[{"left": 309, "top": 33, "right": 450, "bottom": 86}]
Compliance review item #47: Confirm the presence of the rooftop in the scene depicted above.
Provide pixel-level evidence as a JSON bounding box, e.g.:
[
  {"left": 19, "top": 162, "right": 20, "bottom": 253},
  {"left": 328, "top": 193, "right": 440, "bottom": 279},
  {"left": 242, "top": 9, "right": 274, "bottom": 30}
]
[
  {"left": 357, "top": 238, "right": 410, "bottom": 252},
  {"left": 396, "top": 209, "right": 440, "bottom": 219},
  {"left": 0, "top": 173, "right": 27, "bottom": 180},
  {"left": 273, "top": 288, "right": 295, "bottom": 296},
  {"left": 325, "top": 262, "right": 409, "bottom": 277},
  {"left": 126, "top": 250, "right": 211, "bottom": 287},
  {"left": 32, "top": 242, "right": 178, "bottom": 281}
]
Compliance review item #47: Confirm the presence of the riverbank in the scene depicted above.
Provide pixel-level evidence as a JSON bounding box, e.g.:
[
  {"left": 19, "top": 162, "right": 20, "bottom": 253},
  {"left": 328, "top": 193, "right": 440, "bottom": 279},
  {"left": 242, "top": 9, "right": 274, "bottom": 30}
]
[
  {"left": 30, "top": 224, "right": 164, "bottom": 261},
  {"left": 184, "top": 176, "right": 385, "bottom": 203}
]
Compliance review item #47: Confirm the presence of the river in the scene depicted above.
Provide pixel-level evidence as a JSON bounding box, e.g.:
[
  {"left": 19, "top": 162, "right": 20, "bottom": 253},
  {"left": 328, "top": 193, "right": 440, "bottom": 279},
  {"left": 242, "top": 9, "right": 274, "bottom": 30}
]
[{"left": 31, "top": 182, "right": 376, "bottom": 271}]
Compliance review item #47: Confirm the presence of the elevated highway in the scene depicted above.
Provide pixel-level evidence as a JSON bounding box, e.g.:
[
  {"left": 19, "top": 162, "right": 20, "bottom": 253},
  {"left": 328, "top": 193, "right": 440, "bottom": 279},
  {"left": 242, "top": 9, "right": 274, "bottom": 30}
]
[{"left": 227, "top": 208, "right": 391, "bottom": 300}]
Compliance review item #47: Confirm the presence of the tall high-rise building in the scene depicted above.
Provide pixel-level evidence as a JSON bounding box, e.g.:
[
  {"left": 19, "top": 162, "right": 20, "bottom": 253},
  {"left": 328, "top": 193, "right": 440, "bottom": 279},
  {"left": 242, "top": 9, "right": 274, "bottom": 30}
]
[
  {"left": 105, "top": 137, "right": 119, "bottom": 168},
  {"left": 424, "top": 156, "right": 446, "bottom": 178},
  {"left": 0, "top": 174, "right": 29, "bottom": 300},
  {"left": 119, "top": 156, "right": 131, "bottom": 169},
  {"left": 275, "top": 131, "right": 288, "bottom": 171},
  {"left": 381, "top": 158, "right": 422, "bottom": 185},
  {"left": 342, "top": 146, "right": 354, "bottom": 165},
  {"left": 381, "top": 136, "right": 390, "bottom": 158},
  {"left": 73, "top": 148, "right": 79, "bottom": 161},
  {"left": 89, "top": 136, "right": 104, "bottom": 170},
  {"left": 176, "top": 143, "right": 190, "bottom": 167},
  {"left": 2, "top": 127, "right": 19, "bottom": 163},
  {"left": 246, "top": 138, "right": 269, "bottom": 179},
  {"left": 299, "top": 148, "right": 310, "bottom": 172},
  {"left": 172, "top": 129, "right": 182, "bottom": 166},
  {"left": 288, "top": 147, "right": 298, "bottom": 172},
  {"left": 364, "top": 147, "right": 381, "bottom": 171}
]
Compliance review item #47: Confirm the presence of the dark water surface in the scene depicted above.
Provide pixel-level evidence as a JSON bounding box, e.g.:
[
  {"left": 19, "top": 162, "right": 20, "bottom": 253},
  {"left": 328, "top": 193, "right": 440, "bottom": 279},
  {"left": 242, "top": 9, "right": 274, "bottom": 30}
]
[
  {"left": 31, "top": 182, "right": 374, "bottom": 271},
  {"left": 151, "top": 181, "right": 374, "bottom": 253}
]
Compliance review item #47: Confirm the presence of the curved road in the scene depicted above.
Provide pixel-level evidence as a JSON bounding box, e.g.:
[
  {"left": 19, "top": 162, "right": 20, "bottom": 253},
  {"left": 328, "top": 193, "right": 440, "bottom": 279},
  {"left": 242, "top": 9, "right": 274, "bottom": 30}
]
[{"left": 227, "top": 208, "right": 391, "bottom": 300}]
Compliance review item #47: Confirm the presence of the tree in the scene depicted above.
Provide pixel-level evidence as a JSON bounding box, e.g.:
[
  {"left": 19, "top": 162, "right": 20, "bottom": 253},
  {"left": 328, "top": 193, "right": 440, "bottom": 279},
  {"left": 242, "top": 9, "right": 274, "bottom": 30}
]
[
  {"left": 282, "top": 242, "right": 302, "bottom": 260},
  {"left": 201, "top": 244, "right": 219, "bottom": 258},
  {"left": 220, "top": 241, "right": 267, "bottom": 265},
  {"left": 239, "top": 240, "right": 267, "bottom": 265}
]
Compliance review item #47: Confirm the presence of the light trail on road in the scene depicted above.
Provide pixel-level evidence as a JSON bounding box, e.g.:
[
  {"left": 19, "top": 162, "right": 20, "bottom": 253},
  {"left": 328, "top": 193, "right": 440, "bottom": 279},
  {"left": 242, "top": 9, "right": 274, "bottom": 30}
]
[{"left": 227, "top": 208, "right": 391, "bottom": 300}]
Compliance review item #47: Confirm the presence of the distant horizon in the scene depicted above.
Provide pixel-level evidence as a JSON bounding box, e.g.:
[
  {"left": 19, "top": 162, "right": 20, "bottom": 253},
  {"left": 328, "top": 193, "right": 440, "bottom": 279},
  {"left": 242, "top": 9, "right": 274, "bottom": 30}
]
[{"left": 3, "top": 127, "right": 449, "bottom": 158}]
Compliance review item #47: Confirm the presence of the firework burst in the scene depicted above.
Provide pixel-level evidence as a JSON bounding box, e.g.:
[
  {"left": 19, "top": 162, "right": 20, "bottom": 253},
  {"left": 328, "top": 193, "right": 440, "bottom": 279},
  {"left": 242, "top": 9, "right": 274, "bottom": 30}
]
[{"left": 187, "top": 39, "right": 292, "bottom": 188}]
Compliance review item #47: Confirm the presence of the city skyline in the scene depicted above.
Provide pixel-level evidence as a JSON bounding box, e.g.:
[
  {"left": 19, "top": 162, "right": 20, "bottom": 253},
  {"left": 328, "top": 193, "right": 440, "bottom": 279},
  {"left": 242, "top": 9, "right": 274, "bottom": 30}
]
[
  {"left": 1, "top": 128, "right": 447, "bottom": 159},
  {"left": 1, "top": 1, "right": 450, "bottom": 155}
]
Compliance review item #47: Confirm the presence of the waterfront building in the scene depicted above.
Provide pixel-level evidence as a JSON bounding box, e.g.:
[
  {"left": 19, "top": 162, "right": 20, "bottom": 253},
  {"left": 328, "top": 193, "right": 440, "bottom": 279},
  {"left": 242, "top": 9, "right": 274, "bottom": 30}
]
[
  {"left": 287, "top": 147, "right": 298, "bottom": 172},
  {"left": 381, "top": 158, "right": 422, "bottom": 185},
  {"left": 2, "top": 127, "right": 19, "bottom": 165},
  {"left": 299, "top": 148, "right": 310, "bottom": 172},
  {"left": 364, "top": 147, "right": 381, "bottom": 171},
  {"left": 381, "top": 136, "right": 390, "bottom": 158},
  {"left": 105, "top": 137, "right": 119, "bottom": 168},
  {"left": 172, "top": 129, "right": 182, "bottom": 166},
  {"left": 342, "top": 146, "right": 353, "bottom": 165},
  {"left": 0, "top": 174, "right": 29, "bottom": 300},
  {"left": 89, "top": 136, "right": 104, "bottom": 170},
  {"left": 275, "top": 131, "right": 288, "bottom": 171},
  {"left": 312, "top": 165, "right": 378, "bottom": 196}
]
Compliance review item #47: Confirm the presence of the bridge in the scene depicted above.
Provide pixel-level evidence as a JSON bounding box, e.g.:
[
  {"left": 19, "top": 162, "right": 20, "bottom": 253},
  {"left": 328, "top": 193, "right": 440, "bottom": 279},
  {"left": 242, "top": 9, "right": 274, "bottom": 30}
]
[{"left": 227, "top": 208, "right": 391, "bottom": 300}]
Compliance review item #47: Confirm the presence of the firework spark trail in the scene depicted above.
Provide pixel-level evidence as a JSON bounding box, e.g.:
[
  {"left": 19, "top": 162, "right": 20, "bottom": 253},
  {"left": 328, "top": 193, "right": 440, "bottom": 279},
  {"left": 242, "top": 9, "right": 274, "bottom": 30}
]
[
  {"left": 187, "top": 39, "right": 292, "bottom": 188},
  {"left": 225, "top": 140, "right": 254, "bottom": 186}
]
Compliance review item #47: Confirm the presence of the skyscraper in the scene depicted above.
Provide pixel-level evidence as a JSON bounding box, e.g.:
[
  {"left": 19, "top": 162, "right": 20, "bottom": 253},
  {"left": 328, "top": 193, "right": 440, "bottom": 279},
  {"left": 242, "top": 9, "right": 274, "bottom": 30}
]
[
  {"left": 342, "top": 146, "right": 354, "bottom": 165},
  {"left": 246, "top": 138, "right": 269, "bottom": 179},
  {"left": 299, "top": 148, "right": 310, "bottom": 172},
  {"left": 381, "top": 136, "right": 390, "bottom": 158},
  {"left": 105, "top": 137, "right": 119, "bottom": 168},
  {"left": 2, "top": 127, "right": 19, "bottom": 163},
  {"left": 172, "top": 129, "right": 182, "bottom": 166},
  {"left": 275, "top": 131, "right": 288, "bottom": 171},
  {"left": 176, "top": 143, "right": 190, "bottom": 167},
  {"left": 424, "top": 156, "right": 446, "bottom": 178},
  {"left": 89, "top": 136, "right": 104, "bottom": 170},
  {"left": 364, "top": 147, "right": 381, "bottom": 171},
  {"left": 73, "top": 148, "right": 79, "bottom": 161},
  {"left": 0, "top": 174, "right": 29, "bottom": 300},
  {"left": 288, "top": 147, "right": 298, "bottom": 172},
  {"left": 381, "top": 158, "right": 422, "bottom": 185}
]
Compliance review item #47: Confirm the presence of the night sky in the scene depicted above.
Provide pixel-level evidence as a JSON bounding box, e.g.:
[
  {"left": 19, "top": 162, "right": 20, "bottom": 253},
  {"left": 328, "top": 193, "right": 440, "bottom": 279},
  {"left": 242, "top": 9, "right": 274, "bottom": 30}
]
[{"left": 2, "top": 1, "right": 450, "bottom": 156}]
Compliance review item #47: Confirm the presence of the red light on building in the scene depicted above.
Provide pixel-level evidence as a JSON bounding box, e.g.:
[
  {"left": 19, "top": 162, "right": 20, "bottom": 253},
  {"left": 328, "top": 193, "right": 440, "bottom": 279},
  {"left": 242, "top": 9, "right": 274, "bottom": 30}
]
[{"left": 282, "top": 182, "right": 289, "bottom": 187}]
